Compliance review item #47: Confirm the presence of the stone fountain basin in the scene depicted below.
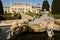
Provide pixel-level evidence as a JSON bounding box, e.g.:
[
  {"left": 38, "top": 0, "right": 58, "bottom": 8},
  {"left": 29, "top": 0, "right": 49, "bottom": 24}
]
[{"left": 29, "top": 24, "right": 47, "bottom": 32}]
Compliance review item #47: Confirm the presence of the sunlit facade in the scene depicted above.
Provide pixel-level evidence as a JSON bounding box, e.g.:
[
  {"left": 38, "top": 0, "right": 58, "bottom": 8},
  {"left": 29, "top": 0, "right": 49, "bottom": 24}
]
[
  {"left": 4, "top": 2, "right": 41, "bottom": 13},
  {"left": 4, "top": 7, "right": 10, "bottom": 13}
]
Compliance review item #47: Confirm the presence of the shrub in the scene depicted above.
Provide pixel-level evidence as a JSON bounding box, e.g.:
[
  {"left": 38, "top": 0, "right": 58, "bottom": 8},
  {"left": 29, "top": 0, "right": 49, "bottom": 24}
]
[
  {"left": 14, "top": 13, "right": 22, "bottom": 19},
  {"left": 3, "top": 14, "right": 13, "bottom": 20},
  {"left": 1, "top": 13, "right": 22, "bottom": 20}
]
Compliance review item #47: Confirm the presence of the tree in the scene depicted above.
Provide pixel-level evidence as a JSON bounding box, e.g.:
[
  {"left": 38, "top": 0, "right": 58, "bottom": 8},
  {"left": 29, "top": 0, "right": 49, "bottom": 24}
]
[
  {"left": 52, "top": 0, "right": 60, "bottom": 14},
  {"left": 42, "top": 0, "right": 50, "bottom": 11},
  {"left": 0, "top": 0, "right": 4, "bottom": 15}
]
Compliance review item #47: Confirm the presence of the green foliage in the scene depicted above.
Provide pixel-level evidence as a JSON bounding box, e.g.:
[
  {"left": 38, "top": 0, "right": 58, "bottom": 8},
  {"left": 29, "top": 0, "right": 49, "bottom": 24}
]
[
  {"left": 42, "top": 0, "right": 50, "bottom": 11},
  {"left": 52, "top": 13, "right": 60, "bottom": 19},
  {"left": 0, "top": 13, "right": 22, "bottom": 20},
  {"left": 26, "top": 11, "right": 42, "bottom": 17},
  {"left": 3, "top": 13, "right": 13, "bottom": 20},
  {"left": 26, "top": 12, "right": 36, "bottom": 17},
  {"left": 26, "top": 11, "right": 60, "bottom": 19},
  {"left": 52, "top": 0, "right": 60, "bottom": 14},
  {"left": 14, "top": 13, "right": 22, "bottom": 19}
]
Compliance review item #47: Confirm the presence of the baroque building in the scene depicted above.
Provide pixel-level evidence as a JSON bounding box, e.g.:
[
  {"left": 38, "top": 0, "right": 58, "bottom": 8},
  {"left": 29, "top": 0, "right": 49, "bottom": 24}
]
[{"left": 4, "top": 2, "right": 41, "bottom": 13}]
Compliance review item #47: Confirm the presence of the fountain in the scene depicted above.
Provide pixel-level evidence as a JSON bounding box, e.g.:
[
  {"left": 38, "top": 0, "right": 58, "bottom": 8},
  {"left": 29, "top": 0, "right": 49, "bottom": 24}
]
[
  {"left": 6, "top": 9, "right": 60, "bottom": 39},
  {"left": 6, "top": 22, "right": 20, "bottom": 40},
  {"left": 29, "top": 9, "right": 54, "bottom": 37},
  {"left": 28, "top": 9, "right": 60, "bottom": 37},
  {"left": 41, "top": 9, "right": 54, "bottom": 37}
]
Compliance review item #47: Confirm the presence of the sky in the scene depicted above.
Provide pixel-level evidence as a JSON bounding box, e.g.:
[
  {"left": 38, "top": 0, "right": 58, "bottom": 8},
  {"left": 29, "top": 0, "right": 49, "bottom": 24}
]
[{"left": 2, "top": 0, "right": 53, "bottom": 7}]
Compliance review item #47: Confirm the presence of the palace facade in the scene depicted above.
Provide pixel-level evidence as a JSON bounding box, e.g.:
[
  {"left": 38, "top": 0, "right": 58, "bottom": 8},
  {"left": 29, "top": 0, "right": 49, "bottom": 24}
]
[{"left": 4, "top": 2, "right": 41, "bottom": 13}]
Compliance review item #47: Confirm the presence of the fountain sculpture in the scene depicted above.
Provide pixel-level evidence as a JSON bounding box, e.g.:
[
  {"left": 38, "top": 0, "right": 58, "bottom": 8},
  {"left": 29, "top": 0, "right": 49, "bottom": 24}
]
[
  {"left": 6, "top": 9, "right": 60, "bottom": 40},
  {"left": 29, "top": 9, "right": 54, "bottom": 37}
]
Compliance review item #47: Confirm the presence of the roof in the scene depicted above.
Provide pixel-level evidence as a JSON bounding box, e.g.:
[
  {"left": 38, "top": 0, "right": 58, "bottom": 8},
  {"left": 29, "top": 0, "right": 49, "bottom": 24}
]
[{"left": 32, "top": 6, "right": 40, "bottom": 8}]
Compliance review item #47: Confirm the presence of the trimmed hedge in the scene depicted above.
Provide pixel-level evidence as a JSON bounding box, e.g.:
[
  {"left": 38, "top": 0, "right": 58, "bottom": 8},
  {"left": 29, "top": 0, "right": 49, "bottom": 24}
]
[
  {"left": 26, "top": 12, "right": 60, "bottom": 19},
  {"left": 0, "top": 13, "right": 22, "bottom": 20},
  {"left": 26, "top": 12, "right": 35, "bottom": 17},
  {"left": 14, "top": 13, "right": 22, "bottom": 19},
  {"left": 26, "top": 12, "right": 42, "bottom": 17},
  {"left": 3, "top": 13, "right": 12, "bottom": 20}
]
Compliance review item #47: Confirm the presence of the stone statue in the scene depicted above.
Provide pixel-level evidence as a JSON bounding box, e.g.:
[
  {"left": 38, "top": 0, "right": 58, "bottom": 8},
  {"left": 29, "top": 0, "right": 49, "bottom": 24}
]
[
  {"left": 41, "top": 9, "right": 54, "bottom": 37},
  {"left": 6, "top": 9, "right": 60, "bottom": 39}
]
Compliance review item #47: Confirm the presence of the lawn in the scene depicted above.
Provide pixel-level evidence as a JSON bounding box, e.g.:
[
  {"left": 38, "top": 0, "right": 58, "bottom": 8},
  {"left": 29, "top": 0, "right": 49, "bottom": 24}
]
[{"left": 52, "top": 13, "right": 60, "bottom": 19}]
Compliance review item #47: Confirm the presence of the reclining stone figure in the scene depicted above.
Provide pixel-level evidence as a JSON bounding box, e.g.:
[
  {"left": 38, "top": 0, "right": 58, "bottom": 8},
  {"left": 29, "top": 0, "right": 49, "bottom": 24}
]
[{"left": 6, "top": 9, "right": 60, "bottom": 40}]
